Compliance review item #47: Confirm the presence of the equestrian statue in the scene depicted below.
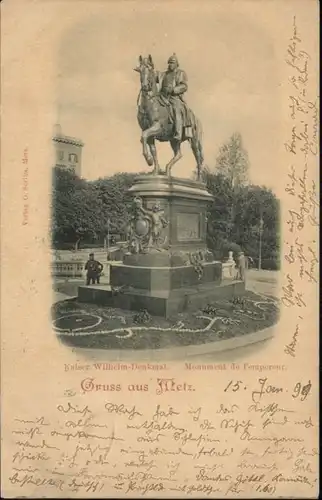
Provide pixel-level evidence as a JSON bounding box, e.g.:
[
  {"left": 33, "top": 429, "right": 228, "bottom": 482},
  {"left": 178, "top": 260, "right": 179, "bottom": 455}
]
[{"left": 134, "top": 53, "right": 205, "bottom": 179}]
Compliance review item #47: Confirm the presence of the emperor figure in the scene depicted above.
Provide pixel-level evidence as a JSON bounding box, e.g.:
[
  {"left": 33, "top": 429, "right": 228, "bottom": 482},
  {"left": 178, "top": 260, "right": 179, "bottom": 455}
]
[{"left": 156, "top": 53, "right": 192, "bottom": 141}]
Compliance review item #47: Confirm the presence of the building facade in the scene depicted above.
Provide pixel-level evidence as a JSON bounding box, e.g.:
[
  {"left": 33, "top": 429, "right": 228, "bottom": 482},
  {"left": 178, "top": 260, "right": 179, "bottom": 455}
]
[{"left": 53, "top": 124, "right": 84, "bottom": 177}]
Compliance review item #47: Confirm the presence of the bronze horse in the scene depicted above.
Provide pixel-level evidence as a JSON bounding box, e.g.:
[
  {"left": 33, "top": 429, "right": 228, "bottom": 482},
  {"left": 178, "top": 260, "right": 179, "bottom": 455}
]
[{"left": 134, "top": 55, "right": 204, "bottom": 179}]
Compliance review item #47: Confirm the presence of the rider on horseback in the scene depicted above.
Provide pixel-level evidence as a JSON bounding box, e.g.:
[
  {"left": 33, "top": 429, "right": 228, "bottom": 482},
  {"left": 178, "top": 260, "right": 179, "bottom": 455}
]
[
  {"left": 156, "top": 54, "right": 192, "bottom": 141},
  {"left": 135, "top": 53, "right": 203, "bottom": 177}
]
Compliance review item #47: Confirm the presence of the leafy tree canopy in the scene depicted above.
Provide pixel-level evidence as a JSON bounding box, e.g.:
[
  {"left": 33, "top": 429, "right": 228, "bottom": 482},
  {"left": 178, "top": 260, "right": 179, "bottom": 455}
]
[
  {"left": 52, "top": 145, "right": 280, "bottom": 270},
  {"left": 215, "top": 132, "right": 249, "bottom": 188}
]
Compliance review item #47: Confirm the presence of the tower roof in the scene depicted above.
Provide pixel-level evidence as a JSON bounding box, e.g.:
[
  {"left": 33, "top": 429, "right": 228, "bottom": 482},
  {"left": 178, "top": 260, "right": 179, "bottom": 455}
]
[
  {"left": 52, "top": 123, "right": 84, "bottom": 147},
  {"left": 53, "top": 135, "right": 84, "bottom": 147}
]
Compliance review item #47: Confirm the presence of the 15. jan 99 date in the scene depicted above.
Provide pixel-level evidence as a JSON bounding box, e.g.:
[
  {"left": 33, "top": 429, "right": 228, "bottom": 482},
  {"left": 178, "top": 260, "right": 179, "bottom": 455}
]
[{"left": 224, "top": 377, "right": 312, "bottom": 403}]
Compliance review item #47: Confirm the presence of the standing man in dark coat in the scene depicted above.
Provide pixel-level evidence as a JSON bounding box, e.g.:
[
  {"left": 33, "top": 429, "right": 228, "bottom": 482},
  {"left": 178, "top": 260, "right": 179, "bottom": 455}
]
[{"left": 84, "top": 253, "right": 103, "bottom": 285}]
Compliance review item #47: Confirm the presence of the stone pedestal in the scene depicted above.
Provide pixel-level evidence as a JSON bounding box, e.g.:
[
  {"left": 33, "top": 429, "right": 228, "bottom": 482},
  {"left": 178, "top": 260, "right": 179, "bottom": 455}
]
[
  {"left": 78, "top": 281, "right": 245, "bottom": 318},
  {"left": 78, "top": 175, "right": 245, "bottom": 317},
  {"left": 126, "top": 175, "right": 212, "bottom": 258}
]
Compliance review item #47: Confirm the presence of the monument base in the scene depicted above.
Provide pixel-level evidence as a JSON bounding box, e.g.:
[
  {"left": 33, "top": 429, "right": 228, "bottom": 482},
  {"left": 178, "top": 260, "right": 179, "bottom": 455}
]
[
  {"left": 78, "top": 280, "right": 245, "bottom": 318},
  {"left": 110, "top": 261, "right": 222, "bottom": 291},
  {"left": 77, "top": 175, "right": 246, "bottom": 318}
]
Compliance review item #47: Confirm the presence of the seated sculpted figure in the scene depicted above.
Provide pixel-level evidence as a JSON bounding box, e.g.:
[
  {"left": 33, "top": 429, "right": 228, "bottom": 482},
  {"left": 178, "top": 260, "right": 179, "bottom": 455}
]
[{"left": 156, "top": 53, "right": 192, "bottom": 141}]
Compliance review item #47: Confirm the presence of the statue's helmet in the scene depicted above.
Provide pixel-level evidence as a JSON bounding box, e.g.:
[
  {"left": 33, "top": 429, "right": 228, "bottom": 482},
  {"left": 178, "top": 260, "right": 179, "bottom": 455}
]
[
  {"left": 133, "top": 196, "right": 143, "bottom": 208},
  {"left": 168, "top": 53, "right": 179, "bottom": 65}
]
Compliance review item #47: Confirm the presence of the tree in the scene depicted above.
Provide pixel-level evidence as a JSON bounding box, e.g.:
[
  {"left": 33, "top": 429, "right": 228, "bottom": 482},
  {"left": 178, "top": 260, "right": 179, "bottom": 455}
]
[
  {"left": 202, "top": 171, "right": 235, "bottom": 258},
  {"left": 202, "top": 167, "right": 280, "bottom": 268},
  {"left": 90, "top": 172, "right": 144, "bottom": 240},
  {"left": 51, "top": 167, "right": 99, "bottom": 249},
  {"left": 51, "top": 169, "right": 143, "bottom": 249},
  {"left": 215, "top": 132, "right": 249, "bottom": 189},
  {"left": 232, "top": 185, "right": 280, "bottom": 266},
  {"left": 214, "top": 133, "right": 250, "bottom": 240}
]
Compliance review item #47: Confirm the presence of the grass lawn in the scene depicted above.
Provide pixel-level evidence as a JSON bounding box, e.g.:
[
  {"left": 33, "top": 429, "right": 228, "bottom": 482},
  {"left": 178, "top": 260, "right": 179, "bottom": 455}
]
[{"left": 52, "top": 291, "right": 279, "bottom": 351}]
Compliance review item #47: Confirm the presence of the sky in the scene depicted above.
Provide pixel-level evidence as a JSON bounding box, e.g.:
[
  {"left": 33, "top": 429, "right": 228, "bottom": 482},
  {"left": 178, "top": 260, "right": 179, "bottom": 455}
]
[{"left": 55, "top": 3, "right": 282, "bottom": 189}]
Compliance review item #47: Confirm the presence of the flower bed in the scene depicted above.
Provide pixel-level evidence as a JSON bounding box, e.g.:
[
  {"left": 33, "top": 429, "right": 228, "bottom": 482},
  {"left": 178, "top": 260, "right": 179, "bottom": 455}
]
[{"left": 52, "top": 291, "right": 279, "bottom": 351}]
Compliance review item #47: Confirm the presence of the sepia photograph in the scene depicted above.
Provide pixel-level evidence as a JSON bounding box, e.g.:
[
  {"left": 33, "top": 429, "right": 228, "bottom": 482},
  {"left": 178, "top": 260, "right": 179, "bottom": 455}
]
[
  {"left": 1, "top": 1, "right": 318, "bottom": 498},
  {"left": 51, "top": 12, "right": 280, "bottom": 359}
]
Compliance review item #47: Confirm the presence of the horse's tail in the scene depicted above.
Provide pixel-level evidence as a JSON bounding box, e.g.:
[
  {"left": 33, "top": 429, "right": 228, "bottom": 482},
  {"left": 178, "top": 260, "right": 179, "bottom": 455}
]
[
  {"left": 194, "top": 116, "right": 204, "bottom": 165},
  {"left": 188, "top": 111, "right": 203, "bottom": 154},
  {"left": 189, "top": 111, "right": 205, "bottom": 178}
]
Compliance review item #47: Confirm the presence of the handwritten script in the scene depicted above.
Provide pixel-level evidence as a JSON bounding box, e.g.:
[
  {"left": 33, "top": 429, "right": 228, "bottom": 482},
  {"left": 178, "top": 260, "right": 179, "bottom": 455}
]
[
  {"left": 283, "top": 15, "right": 319, "bottom": 358},
  {"left": 6, "top": 374, "right": 318, "bottom": 497}
]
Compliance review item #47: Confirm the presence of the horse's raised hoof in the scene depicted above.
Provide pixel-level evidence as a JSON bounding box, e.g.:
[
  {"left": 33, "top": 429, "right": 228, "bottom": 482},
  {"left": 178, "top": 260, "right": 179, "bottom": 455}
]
[{"left": 146, "top": 156, "right": 153, "bottom": 166}]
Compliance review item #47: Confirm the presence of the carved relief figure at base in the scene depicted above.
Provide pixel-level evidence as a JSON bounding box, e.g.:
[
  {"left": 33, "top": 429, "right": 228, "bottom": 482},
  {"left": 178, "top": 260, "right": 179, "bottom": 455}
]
[{"left": 126, "top": 196, "right": 169, "bottom": 254}]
